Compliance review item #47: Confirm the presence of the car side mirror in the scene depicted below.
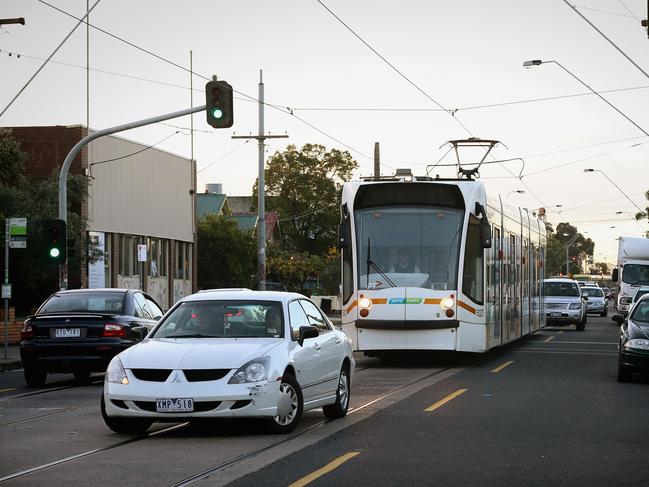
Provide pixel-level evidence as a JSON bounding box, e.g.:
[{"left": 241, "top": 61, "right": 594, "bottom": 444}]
[
  {"left": 480, "top": 220, "right": 492, "bottom": 249},
  {"left": 338, "top": 222, "right": 349, "bottom": 250},
  {"left": 612, "top": 314, "right": 624, "bottom": 325},
  {"left": 298, "top": 325, "right": 319, "bottom": 346}
]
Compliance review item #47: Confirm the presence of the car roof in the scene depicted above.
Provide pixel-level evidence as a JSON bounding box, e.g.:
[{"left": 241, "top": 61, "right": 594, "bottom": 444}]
[
  {"left": 55, "top": 288, "right": 129, "bottom": 294},
  {"left": 183, "top": 289, "right": 307, "bottom": 303},
  {"left": 544, "top": 278, "right": 578, "bottom": 283}
]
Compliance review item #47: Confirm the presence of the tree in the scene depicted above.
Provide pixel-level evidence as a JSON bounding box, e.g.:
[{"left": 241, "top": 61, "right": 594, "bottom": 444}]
[
  {"left": 544, "top": 222, "right": 594, "bottom": 276},
  {"left": 0, "top": 129, "right": 90, "bottom": 314},
  {"left": 635, "top": 189, "right": 649, "bottom": 223},
  {"left": 197, "top": 215, "right": 257, "bottom": 289},
  {"left": 266, "top": 245, "right": 324, "bottom": 293},
  {"left": 252, "top": 144, "right": 358, "bottom": 255},
  {"left": 591, "top": 262, "right": 610, "bottom": 275}
]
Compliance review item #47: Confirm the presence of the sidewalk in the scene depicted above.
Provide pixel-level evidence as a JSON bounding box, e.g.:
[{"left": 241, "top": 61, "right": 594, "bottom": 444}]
[{"left": 0, "top": 344, "right": 21, "bottom": 372}]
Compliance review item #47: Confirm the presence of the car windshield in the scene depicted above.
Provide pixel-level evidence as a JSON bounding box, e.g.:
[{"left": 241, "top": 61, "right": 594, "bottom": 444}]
[
  {"left": 581, "top": 288, "right": 603, "bottom": 298},
  {"left": 622, "top": 264, "right": 649, "bottom": 285},
  {"left": 545, "top": 282, "right": 580, "bottom": 297},
  {"left": 630, "top": 300, "right": 649, "bottom": 323},
  {"left": 152, "top": 300, "right": 284, "bottom": 338},
  {"left": 39, "top": 292, "right": 125, "bottom": 314},
  {"left": 633, "top": 290, "right": 649, "bottom": 302}
]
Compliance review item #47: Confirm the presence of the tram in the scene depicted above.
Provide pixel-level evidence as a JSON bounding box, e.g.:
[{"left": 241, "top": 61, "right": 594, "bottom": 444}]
[{"left": 339, "top": 156, "right": 546, "bottom": 353}]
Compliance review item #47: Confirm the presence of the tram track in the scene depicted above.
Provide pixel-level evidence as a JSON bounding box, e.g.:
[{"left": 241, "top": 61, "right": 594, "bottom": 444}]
[{"left": 0, "top": 362, "right": 461, "bottom": 485}]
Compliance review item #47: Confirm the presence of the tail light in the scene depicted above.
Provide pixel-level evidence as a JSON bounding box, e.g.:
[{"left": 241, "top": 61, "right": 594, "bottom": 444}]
[
  {"left": 21, "top": 320, "right": 34, "bottom": 341},
  {"left": 102, "top": 323, "right": 127, "bottom": 338}
]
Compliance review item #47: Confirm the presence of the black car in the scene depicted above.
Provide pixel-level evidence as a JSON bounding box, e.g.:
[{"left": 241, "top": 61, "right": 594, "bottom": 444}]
[
  {"left": 613, "top": 294, "right": 649, "bottom": 382},
  {"left": 20, "top": 289, "right": 164, "bottom": 386}
]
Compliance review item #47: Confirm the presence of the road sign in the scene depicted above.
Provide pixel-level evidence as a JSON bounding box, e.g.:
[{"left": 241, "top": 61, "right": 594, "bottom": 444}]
[
  {"left": 137, "top": 244, "right": 147, "bottom": 262},
  {"left": 1, "top": 284, "right": 10, "bottom": 299},
  {"left": 9, "top": 218, "right": 26, "bottom": 248}
]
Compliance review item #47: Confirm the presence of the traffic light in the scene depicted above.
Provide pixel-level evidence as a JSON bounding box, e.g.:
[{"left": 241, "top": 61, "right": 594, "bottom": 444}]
[
  {"left": 44, "top": 219, "right": 66, "bottom": 263},
  {"left": 571, "top": 255, "right": 577, "bottom": 262},
  {"left": 205, "top": 80, "right": 233, "bottom": 128}
]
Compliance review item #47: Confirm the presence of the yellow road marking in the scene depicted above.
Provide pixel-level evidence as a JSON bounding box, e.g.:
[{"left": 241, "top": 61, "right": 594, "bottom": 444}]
[
  {"left": 424, "top": 388, "right": 467, "bottom": 412},
  {"left": 491, "top": 360, "right": 514, "bottom": 373},
  {"left": 544, "top": 336, "right": 554, "bottom": 342},
  {"left": 288, "top": 451, "right": 361, "bottom": 487},
  {"left": 0, "top": 388, "right": 15, "bottom": 393}
]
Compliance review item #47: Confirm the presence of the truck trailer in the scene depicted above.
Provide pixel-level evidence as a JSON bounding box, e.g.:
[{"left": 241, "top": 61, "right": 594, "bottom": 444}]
[{"left": 613, "top": 237, "right": 649, "bottom": 315}]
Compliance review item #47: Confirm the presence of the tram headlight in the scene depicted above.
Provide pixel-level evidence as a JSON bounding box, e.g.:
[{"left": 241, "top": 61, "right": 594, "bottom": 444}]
[
  {"left": 441, "top": 297, "right": 455, "bottom": 309},
  {"left": 359, "top": 297, "right": 373, "bottom": 309}
]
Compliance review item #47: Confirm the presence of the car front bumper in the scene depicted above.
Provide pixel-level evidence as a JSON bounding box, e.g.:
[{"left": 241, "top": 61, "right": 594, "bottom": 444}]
[
  {"left": 103, "top": 376, "right": 281, "bottom": 419},
  {"left": 546, "top": 310, "right": 582, "bottom": 324},
  {"left": 620, "top": 347, "right": 649, "bottom": 373},
  {"left": 587, "top": 304, "right": 607, "bottom": 313}
]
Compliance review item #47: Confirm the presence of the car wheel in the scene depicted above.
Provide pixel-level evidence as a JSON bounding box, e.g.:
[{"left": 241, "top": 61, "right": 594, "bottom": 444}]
[
  {"left": 576, "top": 315, "right": 586, "bottom": 331},
  {"left": 24, "top": 365, "right": 47, "bottom": 387},
  {"left": 323, "top": 364, "right": 350, "bottom": 419},
  {"left": 268, "top": 374, "right": 303, "bottom": 434},
  {"left": 617, "top": 356, "right": 633, "bottom": 383},
  {"left": 101, "top": 396, "right": 152, "bottom": 434},
  {"left": 73, "top": 370, "right": 91, "bottom": 382},
  {"left": 600, "top": 310, "right": 607, "bottom": 317}
]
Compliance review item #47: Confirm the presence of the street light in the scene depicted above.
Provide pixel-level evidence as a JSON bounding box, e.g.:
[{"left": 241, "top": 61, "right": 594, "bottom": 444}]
[
  {"left": 522, "top": 59, "right": 649, "bottom": 138},
  {"left": 506, "top": 190, "right": 525, "bottom": 198},
  {"left": 583, "top": 168, "right": 644, "bottom": 214}
]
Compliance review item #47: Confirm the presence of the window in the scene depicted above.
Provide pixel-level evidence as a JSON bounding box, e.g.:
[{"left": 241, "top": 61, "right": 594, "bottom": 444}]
[
  {"left": 119, "top": 235, "right": 139, "bottom": 277},
  {"left": 288, "top": 300, "right": 310, "bottom": 340},
  {"left": 146, "top": 297, "right": 164, "bottom": 319},
  {"left": 462, "top": 215, "right": 484, "bottom": 304},
  {"left": 299, "top": 300, "right": 331, "bottom": 332},
  {"left": 40, "top": 292, "right": 125, "bottom": 314},
  {"left": 341, "top": 215, "right": 353, "bottom": 303},
  {"left": 175, "top": 241, "right": 192, "bottom": 280},
  {"left": 148, "top": 239, "right": 167, "bottom": 278},
  {"left": 133, "top": 292, "right": 152, "bottom": 319}
]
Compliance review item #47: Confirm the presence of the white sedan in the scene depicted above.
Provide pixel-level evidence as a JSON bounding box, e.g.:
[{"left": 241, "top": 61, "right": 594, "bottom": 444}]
[{"left": 101, "top": 290, "right": 354, "bottom": 434}]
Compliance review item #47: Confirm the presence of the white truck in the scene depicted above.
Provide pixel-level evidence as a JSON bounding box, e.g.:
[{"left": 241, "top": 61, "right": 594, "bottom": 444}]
[{"left": 613, "top": 237, "right": 649, "bottom": 315}]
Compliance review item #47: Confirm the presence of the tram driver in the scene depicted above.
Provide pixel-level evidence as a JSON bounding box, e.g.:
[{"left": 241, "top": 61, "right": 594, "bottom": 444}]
[{"left": 389, "top": 249, "right": 421, "bottom": 273}]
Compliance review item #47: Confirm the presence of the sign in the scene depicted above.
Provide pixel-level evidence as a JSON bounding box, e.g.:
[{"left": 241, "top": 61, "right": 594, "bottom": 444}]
[
  {"left": 1, "top": 284, "right": 11, "bottom": 299},
  {"left": 9, "top": 218, "right": 27, "bottom": 248},
  {"left": 88, "top": 232, "right": 105, "bottom": 289},
  {"left": 137, "top": 244, "right": 147, "bottom": 262}
]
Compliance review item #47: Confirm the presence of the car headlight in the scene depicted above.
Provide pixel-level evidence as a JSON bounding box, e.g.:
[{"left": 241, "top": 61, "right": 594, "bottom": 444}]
[
  {"left": 620, "top": 297, "right": 632, "bottom": 305},
  {"left": 568, "top": 303, "right": 581, "bottom": 309},
  {"left": 106, "top": 357, "right": 129, "bottom": 385},
  {"left": 624, "top": 339, "right": 649, "bottom": 350},
  {"left": 358, "top": 296, "right": 372, "bottom": 309},
  {"left": 228, "top": 357, "right": 270, "bottom": 384}
]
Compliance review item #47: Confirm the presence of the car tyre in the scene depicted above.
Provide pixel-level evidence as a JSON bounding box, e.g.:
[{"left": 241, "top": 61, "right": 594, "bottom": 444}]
[
  {"left": 323, "top": 364, "right": 350, "bottom": 419},
  {"left": 101, "top": 396, "right": 152, "bottom": 434},
  {"left": 268, "top": 374, "right": 303, "bottom": 434},
  {"left": 617, "top": 356, "right": 633, "bottom": 383},
  {"left": 24, "top": 365, "right": 47, "bottom": 387},
  {"left": 576, "top": 314, "right": 586, "bottom": 331}
]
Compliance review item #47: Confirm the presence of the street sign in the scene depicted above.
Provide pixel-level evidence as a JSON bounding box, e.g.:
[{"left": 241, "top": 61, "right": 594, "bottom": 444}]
[
  {"left": 9, "top": 218, "right": 26, "bottom": 248},
  {"left": 137, "top": 244, "right": 147, "bottom": 262},
  {"left": 1, "top": 284, "right": 11, "bottom": 299}
]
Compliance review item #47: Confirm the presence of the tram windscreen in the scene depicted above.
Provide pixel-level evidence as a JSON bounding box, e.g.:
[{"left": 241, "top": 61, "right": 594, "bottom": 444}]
[{"left": 355, "top": 207, "right": 464, "bottom": 290}]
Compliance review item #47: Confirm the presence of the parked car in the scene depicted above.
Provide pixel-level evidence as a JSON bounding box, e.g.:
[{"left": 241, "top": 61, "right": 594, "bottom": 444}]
[
  {"left": 20, "top": 289, "right": 163, "bottom": 386},
  {"left": 581, "top": 286, "right": 608, "bottom": 317},
  {"left": 101, "top": 290, "right": 354, "bottom": 434},
  {"left": 613, "top": 294, "right": 649, "bottom": 382},
  {"left": 544, "top": 278, "right": 587, "bottom": 331}
]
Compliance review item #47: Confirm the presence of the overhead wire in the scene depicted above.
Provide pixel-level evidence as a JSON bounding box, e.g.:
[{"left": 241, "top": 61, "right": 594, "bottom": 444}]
[
  {"left": 89, "top": 131, "right": 182, "bottom": 168},
  {"left": 197, "top": 140, "right": 251, "bottom": 174}
]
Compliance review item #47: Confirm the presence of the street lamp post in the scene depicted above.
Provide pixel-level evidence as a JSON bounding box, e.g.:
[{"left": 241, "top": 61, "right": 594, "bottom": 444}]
[
  {"left": 522, "top": 59, "right": 649, "bottom": 138},
  {"left": 583, "top": 168, "right": 645, "bottom": 214}
]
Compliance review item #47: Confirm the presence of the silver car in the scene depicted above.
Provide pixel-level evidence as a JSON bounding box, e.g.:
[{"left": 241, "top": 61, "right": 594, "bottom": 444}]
[
  {"left": 544, "top": 278, "right": 587, "bottom": 331},
  {"left": 581, "top": 286, "right": 608, "bottom": 317}
]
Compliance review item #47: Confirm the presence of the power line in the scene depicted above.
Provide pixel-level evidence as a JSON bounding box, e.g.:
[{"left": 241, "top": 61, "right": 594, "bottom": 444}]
[
  {"left": 618, "top": 0, "right": 642, "bottom": 22},
  {"left": 89, "top": 131, "right": 182, "bottom": 167},
  {"left": 0, "top": 0, "right": 102, "bottom": 118},
  {"left": 197, "top": 140, "right": 251, "bottom": 174},
  {"left": 576, "top": 5, "right": 635, "bottom": 18}
]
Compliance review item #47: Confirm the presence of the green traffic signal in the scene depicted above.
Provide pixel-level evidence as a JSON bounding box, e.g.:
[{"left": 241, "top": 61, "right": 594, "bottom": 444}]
[
  {"left": 49, "top": 248, "right": 60, "bottom": 258},
  {"left": 212, "top": 108, "right": 223, "bottom": 119},
  {"left": 205, "top": 80, "right": 233, "bottom": 128},
  {"left": 43, "top": 219, "right": 66, "bottom": 263}
]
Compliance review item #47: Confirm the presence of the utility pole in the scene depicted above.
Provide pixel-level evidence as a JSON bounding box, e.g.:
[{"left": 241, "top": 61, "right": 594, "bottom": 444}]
[
  {"left": 232, "top": 70, "right": 288, "bottom": 291},
  {"left": 374, "top": 142, "right": 380, "bottom": 180},
  {"left": 643, "top": 1, "right": 649, "bottom": 38}
]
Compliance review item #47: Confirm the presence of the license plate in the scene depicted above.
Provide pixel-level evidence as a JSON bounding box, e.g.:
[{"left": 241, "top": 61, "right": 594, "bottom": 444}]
[
  {"left": 55, "top": 328, "right": 81, "bottom": 338},
  {"left": 155, "top": 398, "right": 194, "bottom": 413},
  {"left": 550, "top": 312, "right": 562, "bottom": 317}
]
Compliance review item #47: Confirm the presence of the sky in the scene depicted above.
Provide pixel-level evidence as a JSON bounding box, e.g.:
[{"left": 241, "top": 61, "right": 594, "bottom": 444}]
[{"left": 1, "top": 0, "right": 649, "bottom": 264}]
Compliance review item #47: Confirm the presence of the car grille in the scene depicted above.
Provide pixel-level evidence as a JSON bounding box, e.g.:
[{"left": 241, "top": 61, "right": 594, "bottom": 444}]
[
  {"left": 230, "top": 400, "right": 252, "bottom": 410},
  {"left": 131, "top": 369, "right": 172, "bottom": 382},
  {"left": 546, "top": 303, "right": 569, "bottom": 310},
  {"left": 133, "top": 401, "right": 221, "bottom": 412},
  {"left": 182, "top": 369, "right": 230, "bottom": 382}
]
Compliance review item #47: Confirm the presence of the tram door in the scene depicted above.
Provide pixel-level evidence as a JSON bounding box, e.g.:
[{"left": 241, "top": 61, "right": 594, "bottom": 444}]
[
  {"left": 521, "top": 238, "right": 530, "bottom": 335},
  {"left": 502, "top": 232, "right": 511, "bottom": 343},
  {"left": 488, "top": 226, "right": 502, "bottom": 345}
]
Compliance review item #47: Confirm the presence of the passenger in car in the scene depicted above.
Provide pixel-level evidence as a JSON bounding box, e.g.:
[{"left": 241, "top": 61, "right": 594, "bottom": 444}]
[{"left": 264, "top": 308, "right": 282, "bottom": 337}]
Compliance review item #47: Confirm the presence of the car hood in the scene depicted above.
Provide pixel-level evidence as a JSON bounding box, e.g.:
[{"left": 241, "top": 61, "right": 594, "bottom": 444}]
[{"left": 118, "top": 338, "right": 283, "bottom": 369}]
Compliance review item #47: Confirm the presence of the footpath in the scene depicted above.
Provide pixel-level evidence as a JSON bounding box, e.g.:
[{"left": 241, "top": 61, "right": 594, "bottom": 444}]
[{"left": 0, "top": 344, "right": 21, "bottom": 372}]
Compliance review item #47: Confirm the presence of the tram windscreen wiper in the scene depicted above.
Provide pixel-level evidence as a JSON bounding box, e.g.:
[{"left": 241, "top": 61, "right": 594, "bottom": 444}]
[{"left": 366, "top": 238, "right": 396, "bottom": 288}]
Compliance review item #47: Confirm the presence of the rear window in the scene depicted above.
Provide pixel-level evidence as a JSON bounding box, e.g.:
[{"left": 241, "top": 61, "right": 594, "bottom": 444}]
[
  {"left": 545, "top": 282, "right": 580, "bottom": 297},
  {"left": 39, "top": 292, "right": 125, "bottom": 314},
  {"left": 152, "top": 300, "right": 284, "bottom": 339},
  {"left": 581, "top": 288, "right": 603, "bottom": 298}
]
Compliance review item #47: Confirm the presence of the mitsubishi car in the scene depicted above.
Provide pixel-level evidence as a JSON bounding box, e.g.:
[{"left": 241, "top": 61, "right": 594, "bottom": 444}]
[{"left": 614, "top": 294, "right": 649, "bottom": 382}]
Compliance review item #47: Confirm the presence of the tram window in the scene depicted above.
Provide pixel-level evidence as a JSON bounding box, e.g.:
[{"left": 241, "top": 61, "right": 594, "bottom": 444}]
[
  {"left": 341, "top": 216, "right": 353, "bottom": 303},
  {"left": 462, "top": 215, "right": 484, "bottom": 304}
]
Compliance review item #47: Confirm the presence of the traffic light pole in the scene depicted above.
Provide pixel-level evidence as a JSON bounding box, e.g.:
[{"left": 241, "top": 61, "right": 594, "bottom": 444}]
[
  {"left": 58, "top": 105, "right": 206, "bottom": 289},
  {"left": 3, "top": 219, "right": 9, "bottom": 359},
  {"left": 232, "top": 70, "right": 288, "bottom": 291}
]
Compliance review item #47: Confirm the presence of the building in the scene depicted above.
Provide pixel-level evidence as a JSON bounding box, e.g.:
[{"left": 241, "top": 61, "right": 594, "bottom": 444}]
[{"left": 8, "top": 125, "right": 197, "bottom": 309}]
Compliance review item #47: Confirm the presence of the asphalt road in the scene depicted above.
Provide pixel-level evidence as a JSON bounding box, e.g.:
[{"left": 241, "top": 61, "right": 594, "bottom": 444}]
[{"left": 0, "top": 315, "right": 646, "bottom": 487}]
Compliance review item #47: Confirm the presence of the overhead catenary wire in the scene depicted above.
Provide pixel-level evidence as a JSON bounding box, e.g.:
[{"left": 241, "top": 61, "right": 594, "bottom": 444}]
[
  {"left": 89, "top": 131, "right": 182, "bottom": 167},
  {"left": 197, "top": 140, "right": 251, "bottom": 174}
]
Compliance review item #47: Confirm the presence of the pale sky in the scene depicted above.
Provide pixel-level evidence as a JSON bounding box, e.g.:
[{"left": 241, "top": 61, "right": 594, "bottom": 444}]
[{"left": 2, "top": 0, "right": 649, "bottom": 263}]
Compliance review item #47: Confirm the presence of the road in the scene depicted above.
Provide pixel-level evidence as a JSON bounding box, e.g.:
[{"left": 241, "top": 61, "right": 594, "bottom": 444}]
[{"left": 0, "top": 315, "right": 646, "bottom": 486}]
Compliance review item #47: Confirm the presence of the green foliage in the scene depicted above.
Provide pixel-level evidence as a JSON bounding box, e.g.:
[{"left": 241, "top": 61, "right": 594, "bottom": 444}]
[
  {"left": 635, "top": 189, "right": 649, "bottom": 222},
  {"left": 252, "top": 143, "right": 358, "bottom": 255},
  {"left": 544, "top": 222, "right": 594, "bottom": 276},
  {"left": 591, "top": 262, "right": 610, "bottom": 275},
  {"left": 0, "top": 129, "right": 91, "bottom": 314},
  {"left": 267, "top": 245, "right": 325, "bottom": 293},
  {"left": 197, "top": 214, "right": 257, "bottom": 289}
]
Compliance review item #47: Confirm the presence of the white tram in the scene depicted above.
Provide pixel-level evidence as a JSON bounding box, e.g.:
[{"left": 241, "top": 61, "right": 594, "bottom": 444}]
[{"left": 339, "top": 169, "right": 546, "bottom": 353}]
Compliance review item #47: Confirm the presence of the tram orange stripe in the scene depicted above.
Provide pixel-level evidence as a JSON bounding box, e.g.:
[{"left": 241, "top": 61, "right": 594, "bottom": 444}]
[
  {"left": 345, "top": 300, "right": 357, "bottom": 314},
  {"left": 372, "top": 298, "right": 388, "bottom": 304},
  {"left": 424, "top": 298, "right": 442, "bottom": 305},
  {"left": 457, "top": 300, "right": 476, "bottom": 314}
]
